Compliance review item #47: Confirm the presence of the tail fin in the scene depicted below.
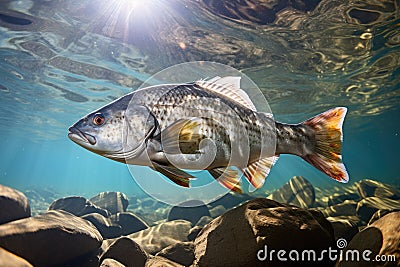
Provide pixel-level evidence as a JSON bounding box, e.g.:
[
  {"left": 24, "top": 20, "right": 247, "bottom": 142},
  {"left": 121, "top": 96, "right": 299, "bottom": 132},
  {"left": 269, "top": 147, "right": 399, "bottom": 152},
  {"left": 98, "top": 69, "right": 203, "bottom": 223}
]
[{"left": 302, "top": 107, "right": 349, "bottom": 183}]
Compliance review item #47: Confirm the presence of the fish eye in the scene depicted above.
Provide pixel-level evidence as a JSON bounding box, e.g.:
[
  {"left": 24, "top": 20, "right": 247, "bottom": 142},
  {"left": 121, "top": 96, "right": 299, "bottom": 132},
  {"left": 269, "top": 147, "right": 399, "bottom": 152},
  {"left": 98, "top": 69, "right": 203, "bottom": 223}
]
[{"left": 93, "top": 113, "right": 105, "bottom": 126}]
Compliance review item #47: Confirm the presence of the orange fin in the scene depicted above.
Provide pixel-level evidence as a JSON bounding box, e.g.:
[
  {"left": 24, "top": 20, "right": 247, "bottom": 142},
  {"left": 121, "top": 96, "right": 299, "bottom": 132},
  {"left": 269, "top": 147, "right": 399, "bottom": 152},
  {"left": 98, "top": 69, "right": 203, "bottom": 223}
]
[
  {"left": 208, "top": 168, "right": 242, "bottom": 193},
  {"left": 242, "top": 156, "right": 278, "bottom": 189},
  {"left": 302, "top": 107, "right": 349, "bottom": 183}
]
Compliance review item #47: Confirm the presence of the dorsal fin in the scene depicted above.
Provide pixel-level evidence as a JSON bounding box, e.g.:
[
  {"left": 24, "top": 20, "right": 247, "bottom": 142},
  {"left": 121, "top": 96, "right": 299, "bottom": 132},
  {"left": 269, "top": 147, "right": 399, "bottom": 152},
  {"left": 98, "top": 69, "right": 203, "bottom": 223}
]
[{"left": 195, "top": 76, "right": 257, "bottom": 111}]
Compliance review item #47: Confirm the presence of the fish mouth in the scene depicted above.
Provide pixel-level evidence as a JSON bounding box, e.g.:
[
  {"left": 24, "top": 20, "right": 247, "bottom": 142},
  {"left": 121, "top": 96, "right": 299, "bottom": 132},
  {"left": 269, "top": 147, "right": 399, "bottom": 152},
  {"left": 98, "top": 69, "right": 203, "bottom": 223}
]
[{"left": 68, "top": 126, "right": 96, "bottom": 145}]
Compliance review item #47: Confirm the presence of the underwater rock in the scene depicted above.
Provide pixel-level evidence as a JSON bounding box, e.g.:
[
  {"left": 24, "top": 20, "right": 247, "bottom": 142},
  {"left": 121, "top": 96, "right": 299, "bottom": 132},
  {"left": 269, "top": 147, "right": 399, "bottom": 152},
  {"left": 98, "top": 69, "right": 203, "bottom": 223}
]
[
  {"left": 167, "top": 199, "right": 211, "bottom": 226},
  {"left": 0, "top": 210, "right": 103, "bottom": 267},
  {"left": 327, "top": 192, "right": 361, "bottom": 206},
  {"left": 90, "top": 192, "right": 129, "bottom": 215},
  {"left": 0, "top": 184, "right": 31, "bottom": 224},
  {"left": 336, "top": 212, "right": 400, "bottom": 267},
  {"left": 208, "top": 204, "right": 227, "bottom": 218},
  {"left": 357, "top": 179, "right": 400, "bottom": 199},
  {"left": 194, "top": 198, "right": 335, "bottom": 267},
  {"left": 267, "top": 176, "right": 315, "bottom": 208},
  {"left": 100, "top": 237, "right": 148, "bottom": 267},
  {"left": 156, "top": 241, "right": 195, "bottom": 266},
  {"left": 356, "top": 197, "right": 400, "bottom": 222},
  {"left": 0, "top": 247, "right": 33, "bottom": 267},
  {"left": 326, "top": 217, "right": 359, "bottom": 242},
  {"left": 195, "top": 216, "right": 213, "bottom": 228},
  {"left": 48, "top": 196, "right": 110, "bottom": 217},
  {"left": 322, "top": 200, "right": 358, "bottom": 217},
  {"left": 188, "top": 226, "right": 203, "bottom": 241},
  {"left": 100, "top": 258, "right": 126, "bottom": 267},
  {"left": 145, "top": 256, "right": 184, "bottom": 267},
  {"left": 82, "top": 213, "right": 122, "bottom": 239},
  {"left": 110, "top": 212, "right": 149, "bottom": 235},
  {"left": 208, "top": 192, "right": 254, "bottom": 210},
  {"left": 368, "top": 209, "right": 399, "bottom": 226},
  {"left": 129, "top": 220, "right": 192, "bottom": 255}
]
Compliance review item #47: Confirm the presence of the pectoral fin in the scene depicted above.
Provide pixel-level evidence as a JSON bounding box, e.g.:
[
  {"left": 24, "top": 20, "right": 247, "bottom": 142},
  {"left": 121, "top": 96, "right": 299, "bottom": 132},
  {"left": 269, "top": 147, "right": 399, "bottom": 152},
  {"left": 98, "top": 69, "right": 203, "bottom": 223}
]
[
  {"left": 160, "top": 118, "right": 204, "bottom": 154},
  {"left": 151, "top": 162, "right": 194, "bottom": 188},
  {"left": 242, "top": 156, "right": 279, "bottom": 189},
  {"left": 209, "top": 167, "right": 242, "bottom": 193}
]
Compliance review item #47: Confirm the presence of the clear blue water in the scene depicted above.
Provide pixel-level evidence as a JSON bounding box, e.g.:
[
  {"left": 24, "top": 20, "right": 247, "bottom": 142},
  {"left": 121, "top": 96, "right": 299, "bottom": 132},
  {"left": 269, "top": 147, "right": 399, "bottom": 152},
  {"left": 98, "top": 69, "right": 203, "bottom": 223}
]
[{"left": 0, "top": 0, "right": 399, "bottom": 203}]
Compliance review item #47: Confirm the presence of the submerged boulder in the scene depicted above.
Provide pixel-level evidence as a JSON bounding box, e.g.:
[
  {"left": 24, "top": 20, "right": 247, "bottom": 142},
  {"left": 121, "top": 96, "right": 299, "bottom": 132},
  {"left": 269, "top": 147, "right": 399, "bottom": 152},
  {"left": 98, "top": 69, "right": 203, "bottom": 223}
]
[
  {"left": 100, "top": 237, "right": 148, "bottom": 267},
  {"left": 129, "top": 220, "right": 192, "bottom": 255},
  {"left": 90, "top": 192, "right": 129, "bottom": 215},
  {"left": 48, "top": 196, "right": 109, "bottom": 217},
  {"left": 194, "top": 198, "right": 334, "bottom": 267},
  {"left": 336, "top": 211, "right": 400, "bottom": 267},
  {"left": 82, "top": 213, "right": 122, "bottom": 239},
  {"left": 0, "top": 247, "right": 33, "bottom": 267},
  {"left": 0, "top": 184, "right": 31, "bottom": 224},
  {"left": 357, "top": 179, "right": 400, "bottom": 199},
  {"left": 156, "top": 242, "right": 195, "bottom": 266},
  {"left": 268, "top": 176, "right": 315, "bottom": 208},
  {"left": 0, "top": 210, "right": 103, "bottom": 267},
  {"left": 110, "top": 212, "right": 149, "bottom": 235},
  {"left": 168, "top": 200, "right": 210, "bottom": 226},
  {"left": 356, "top": 197, "right": 400, "bottom": 222}
]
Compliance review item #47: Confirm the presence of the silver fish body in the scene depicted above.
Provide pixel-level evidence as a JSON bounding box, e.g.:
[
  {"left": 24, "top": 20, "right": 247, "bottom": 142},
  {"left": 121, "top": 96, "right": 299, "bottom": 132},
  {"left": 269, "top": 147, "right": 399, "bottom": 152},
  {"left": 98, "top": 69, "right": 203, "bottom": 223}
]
[{"left": 69, "top": 77, "right": 349, "bottom": 192}]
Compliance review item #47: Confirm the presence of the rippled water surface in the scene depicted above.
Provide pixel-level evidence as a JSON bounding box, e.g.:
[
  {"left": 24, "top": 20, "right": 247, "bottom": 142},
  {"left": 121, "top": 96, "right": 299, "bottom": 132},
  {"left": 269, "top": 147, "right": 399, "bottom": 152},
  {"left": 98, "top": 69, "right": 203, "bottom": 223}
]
[{"left": 0, "top": 0, "right": 399, "bottom": 197}]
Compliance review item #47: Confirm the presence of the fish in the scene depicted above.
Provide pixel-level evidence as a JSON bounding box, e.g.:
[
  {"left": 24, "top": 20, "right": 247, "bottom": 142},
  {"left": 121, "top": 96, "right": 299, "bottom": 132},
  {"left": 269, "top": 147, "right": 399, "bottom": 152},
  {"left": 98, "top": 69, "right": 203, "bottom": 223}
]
[{"left": 68, "top": 76, "right": 349, "bottom": 193}]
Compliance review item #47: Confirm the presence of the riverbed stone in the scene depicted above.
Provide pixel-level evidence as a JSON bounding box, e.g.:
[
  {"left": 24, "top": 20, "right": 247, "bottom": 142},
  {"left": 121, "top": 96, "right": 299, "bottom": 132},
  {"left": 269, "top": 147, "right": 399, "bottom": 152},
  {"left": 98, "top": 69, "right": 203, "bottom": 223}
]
[
  {"left": 145, "top": 256, "right": 184, "bottom": 267},
  {"left": 336, "top": 212, "right": 400, "bottom": 267},
  {"left": 168, "top": 200, "right": 210, "bottom": 226},
  {"left": 0, "top": 210, "right": 103, "bottom": 267},
  {"left": 82, "top": 213, "right": 122, "bottom": 239},
  {"left": 322, "top": 200, "right": 358, "bottom": 217},
  {"left": 356, "top": 197, "right": 400, "bottom": 222},
  {"left": 357, "top": 179, "right": 400, "bottom": 199},
  {"left": 129, "top": 220, "right": 192, "bottom": 255},
  {"left": 100, "top": 236, "right": 148, "bottom": 267},
  {"left": 111, "top": 212, "right": 149, "bottom": 235},
  {"left": 156, "top": 242, "right": 194, "bottom": 266},
  {"left": 0, "top": 247, "right": 33, "bottom": 267},
  {"left": 90, "top": 192, "right": 129, "bottom": 215},
  {"left": 48, "top": 196, "right": 109, "bottom": 217},
  {"left": 0, "top": 184, "right": 31, "bottom": 224},
  {"left": 267, "top": 176, "right": 315, "bottom": 208},
  {"left": 194, "top": 198, "right": 334, "bottom": 266}
]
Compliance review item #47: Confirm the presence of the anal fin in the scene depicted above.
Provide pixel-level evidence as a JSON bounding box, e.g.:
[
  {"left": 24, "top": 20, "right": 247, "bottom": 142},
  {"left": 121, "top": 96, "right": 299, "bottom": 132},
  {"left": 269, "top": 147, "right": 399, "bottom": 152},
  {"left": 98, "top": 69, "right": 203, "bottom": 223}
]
[
  {"left": 151, "top": 162, "right": 194, "bottom": 188},
  {"left": 242, "top": 156, "right": 278, "bottom": 189},
  {"left": 209, "top": 167, "right": 242, "bottom": 193}
]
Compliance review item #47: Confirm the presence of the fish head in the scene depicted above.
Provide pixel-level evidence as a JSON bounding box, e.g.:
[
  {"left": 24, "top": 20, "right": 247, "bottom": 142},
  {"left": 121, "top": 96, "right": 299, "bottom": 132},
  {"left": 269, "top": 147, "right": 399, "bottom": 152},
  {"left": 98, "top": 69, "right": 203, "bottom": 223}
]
[{"left": 68, "top": 95, "right": 159, "bottom": 163}]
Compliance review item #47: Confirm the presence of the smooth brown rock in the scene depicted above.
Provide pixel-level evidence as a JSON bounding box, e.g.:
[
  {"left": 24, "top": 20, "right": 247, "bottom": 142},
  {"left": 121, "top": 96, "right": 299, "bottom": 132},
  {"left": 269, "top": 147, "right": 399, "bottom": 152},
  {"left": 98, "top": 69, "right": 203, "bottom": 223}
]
[
  {"left": 356, "top": 197, "right": 400, "bottom": 222},
  {"left": 110, "top": 212, "right": 149, "bottom": 235},
  {"left": 90, "top": 192, "right": 129, "bottom": 215},
  {"left": 100, "top": 237, "right": 148, "bottom": 267},
  {"left": 188, "top": 226, "right": 202, "bottom": 241},
  {"left": 49, "top": 196, "right": 109, "bottom": 217},
  {"left": 0, "top": 184, "right": 30, "bottom": 224},
  {"left": 129, "top": 220, "right": 192, "bottom": 255},
  {"left": 82, "top": 213, "right": 122, "bottom": 239},
  {"left": 327, "top": 217, "right": 359, "bottom": 242},
  {"left": 156, "top": 242, "right": 194, "bottom": 266},
  {"left": 357, "top": 179, "right": 400, "bottom": 199},
  {"left": 145, "top": 256, "right": 184, "bottom": 267},
  {"left": 168, "top": 200, "right": 210, "bottom": 226},
  {"left": 322, "top": 200, "right": 358, "bottom": 217},
  {"left": 0, "top": 247, "right": 33, "bottom": 267},
  {"left": 208, "top": 205, "right": 227, "bottom": 218},
  {"left": 101, "top": 258, "right": 126, "bottom": 267},
  {"left": 327, "top": 192, "right": 361, "bottom": 206},
  {"left": 0, "top": 210, "right": 103, "bottom": 267},
  {"left": 368, "top": 209, "right": 399, "bottom": 226},
  {"left": 194, "top": 198, "right": 334, "bottom": 267},
  {"left": 336, "top": 212, "right": 400, "bottom": 267},
  {"left": 267, "top": 176, "right": 315, "bottom": 208}
]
